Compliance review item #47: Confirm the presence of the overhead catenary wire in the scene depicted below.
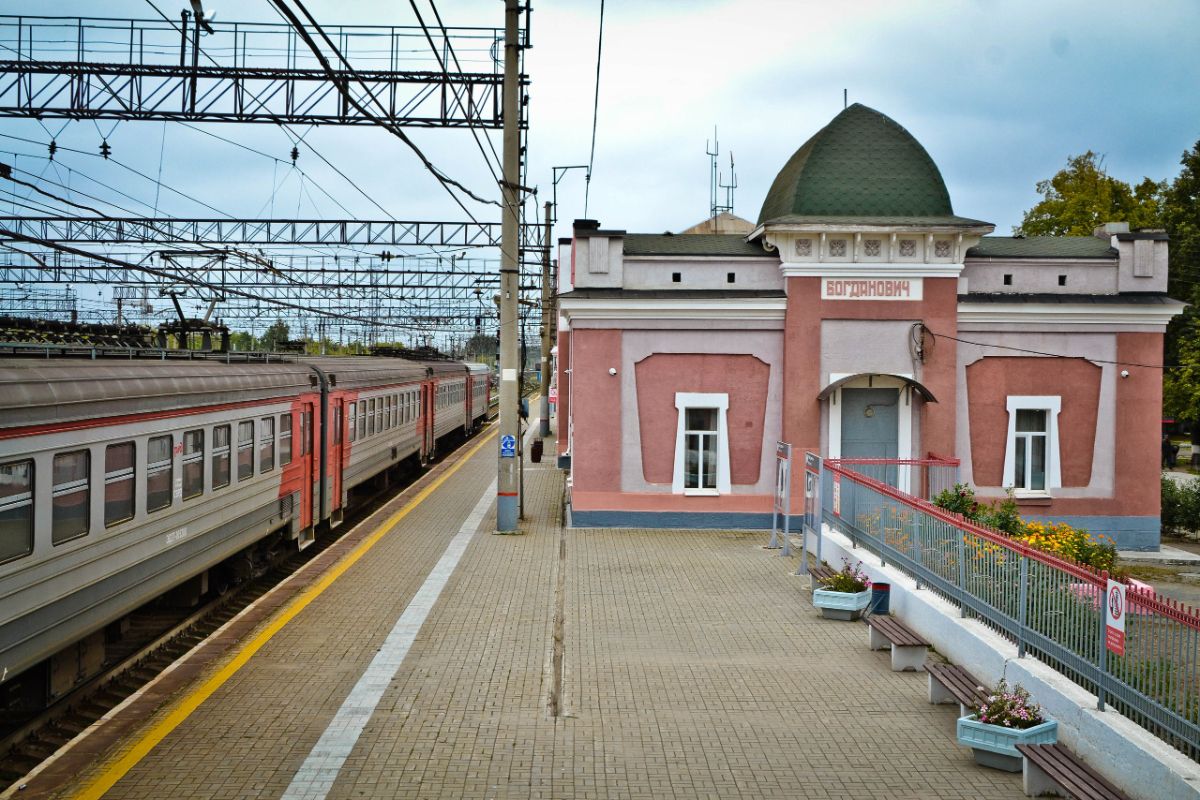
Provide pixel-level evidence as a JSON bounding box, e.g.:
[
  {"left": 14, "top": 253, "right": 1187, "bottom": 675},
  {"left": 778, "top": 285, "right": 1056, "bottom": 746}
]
[{"left": 269, "top": 0, "right": 499, "bottom": 214}]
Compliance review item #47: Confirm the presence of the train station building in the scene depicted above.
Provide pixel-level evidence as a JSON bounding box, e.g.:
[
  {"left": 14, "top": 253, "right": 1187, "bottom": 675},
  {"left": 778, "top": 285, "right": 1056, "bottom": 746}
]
[{"left": 555, "top": 103, "right": 1183, "bottom": 549}]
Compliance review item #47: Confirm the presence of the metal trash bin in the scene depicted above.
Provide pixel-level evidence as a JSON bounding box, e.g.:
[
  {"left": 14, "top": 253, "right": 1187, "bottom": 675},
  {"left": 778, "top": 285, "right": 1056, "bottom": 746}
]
[
  {"left": 530, "top": 438, "right": 544, "bottom": 463},
  {"left": 869, "top": 583, "right": 890, "bottom": 615}
]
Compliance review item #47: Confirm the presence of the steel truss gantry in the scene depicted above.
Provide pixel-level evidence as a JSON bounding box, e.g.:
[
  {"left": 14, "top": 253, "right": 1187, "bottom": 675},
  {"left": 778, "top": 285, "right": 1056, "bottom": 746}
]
[
  {"left": 0, "top": 217, "right": 546, "bottom": 249},
  {"left": 0, "top": 15, "right": 526, "bottom": 127}
]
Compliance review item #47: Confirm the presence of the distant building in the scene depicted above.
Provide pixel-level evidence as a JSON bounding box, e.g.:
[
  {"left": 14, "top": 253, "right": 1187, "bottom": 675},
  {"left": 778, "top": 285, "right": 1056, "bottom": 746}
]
[{"left": 555, "top": 104, "right": 1182, "bottom": 550}]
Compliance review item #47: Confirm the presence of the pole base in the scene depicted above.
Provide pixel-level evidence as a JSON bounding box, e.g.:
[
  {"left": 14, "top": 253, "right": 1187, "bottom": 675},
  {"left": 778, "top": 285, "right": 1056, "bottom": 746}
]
[{"left": 496, "top": 493, "right": 519, "bottom": 532}]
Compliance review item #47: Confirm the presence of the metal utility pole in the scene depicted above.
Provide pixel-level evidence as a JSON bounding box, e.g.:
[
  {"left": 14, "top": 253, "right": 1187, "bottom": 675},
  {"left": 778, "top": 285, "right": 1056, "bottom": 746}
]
[
  {"left": 539, "top": 200, "right": 553, "bottom": 437},
  {"left": 496, "top": 0, "right": 521, "bottom": 532}
]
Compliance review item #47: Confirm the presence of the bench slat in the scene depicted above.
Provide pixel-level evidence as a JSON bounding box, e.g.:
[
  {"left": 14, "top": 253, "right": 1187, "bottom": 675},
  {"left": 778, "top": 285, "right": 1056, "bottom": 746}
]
[
  {"left": 1015, "top": 744, "right": 1129, "bottom": 800},
  {"left": 866, "top": 616, "right": 928, "bottom": 647},
  {"left": 926, "top": 663, "right": 985, "bottom": 708}
]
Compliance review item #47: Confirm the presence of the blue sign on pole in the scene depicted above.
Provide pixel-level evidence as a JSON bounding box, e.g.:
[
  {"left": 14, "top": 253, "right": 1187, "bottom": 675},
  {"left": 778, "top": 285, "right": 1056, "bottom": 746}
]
[{"left": 500, "top": 434, "right": 517, "bottom": 458}]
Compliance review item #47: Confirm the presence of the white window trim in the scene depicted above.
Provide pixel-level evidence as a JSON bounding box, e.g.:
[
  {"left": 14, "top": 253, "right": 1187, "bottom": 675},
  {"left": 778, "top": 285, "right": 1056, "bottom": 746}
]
[
  {"left": 1002, "top": 396, "right": 1061, "bottom": 495},
  {"left": 672, "top": 392, "right": 731, "bottom": 495}
]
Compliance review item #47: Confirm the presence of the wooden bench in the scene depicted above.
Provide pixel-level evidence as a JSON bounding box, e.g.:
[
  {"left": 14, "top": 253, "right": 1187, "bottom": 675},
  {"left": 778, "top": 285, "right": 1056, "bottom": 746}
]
[
  {"left": 808, "top": 564, "right": 836, "bottom": 592},
  {"left": 1015, "top": 743, "right": 1131, "bottom": 799},
  {"left": 925, "top": 662, "right": 988, "bottom": 716},
  {"left": 864, "top": 615, "right": 929, "bottom": 671}
]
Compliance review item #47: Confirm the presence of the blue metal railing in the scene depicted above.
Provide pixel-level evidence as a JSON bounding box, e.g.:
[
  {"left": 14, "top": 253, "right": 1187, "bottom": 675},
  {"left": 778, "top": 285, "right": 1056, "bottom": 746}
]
[{"left": 820, "top": 458, "right": 1200, "bottom": 761}]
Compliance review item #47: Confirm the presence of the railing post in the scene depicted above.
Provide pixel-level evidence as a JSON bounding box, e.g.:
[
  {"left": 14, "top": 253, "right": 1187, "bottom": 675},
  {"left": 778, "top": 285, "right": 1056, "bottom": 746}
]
[
  {"left": 1017, "top": 554, "right": 1028, "bottom": 658},
  {"left": 957, "top": 527, "right": 967, "bottom": 618},
  {"left": 1097, "top": 569, "right": 1108, "bottom": 711},
  {"left": 910, "top": 511, "right": 921, "bottom": 590}
]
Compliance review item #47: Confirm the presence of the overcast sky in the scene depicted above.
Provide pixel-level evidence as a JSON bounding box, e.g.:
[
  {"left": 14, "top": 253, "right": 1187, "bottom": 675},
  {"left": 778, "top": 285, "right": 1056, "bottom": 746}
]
[{"left": 2, "top": 1, "right": 1199, "bottom": 329}]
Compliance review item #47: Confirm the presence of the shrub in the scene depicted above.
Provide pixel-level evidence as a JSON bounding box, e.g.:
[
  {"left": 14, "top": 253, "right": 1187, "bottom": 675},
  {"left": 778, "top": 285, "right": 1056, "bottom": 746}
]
[
  {"left": 1161, "top": 473, "right": 1200, "bottom": 536},
  {"left": 818, "top": 559, "right": 871, "bottom": 593},
  {"left": 1016, "top": 521, "right": 1118, "bottom": 574},
  {"left": 933, "top": 483, "right": 979, "bottom": 518},
  {"left": 972, "top": 680, "right": 1046, "bottom": 729}
]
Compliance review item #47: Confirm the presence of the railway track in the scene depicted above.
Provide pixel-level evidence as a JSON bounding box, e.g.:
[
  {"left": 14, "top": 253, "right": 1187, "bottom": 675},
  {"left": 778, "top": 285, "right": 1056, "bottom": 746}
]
[{"left": 0, "top": 418, "right": 499, "bottom": 793}]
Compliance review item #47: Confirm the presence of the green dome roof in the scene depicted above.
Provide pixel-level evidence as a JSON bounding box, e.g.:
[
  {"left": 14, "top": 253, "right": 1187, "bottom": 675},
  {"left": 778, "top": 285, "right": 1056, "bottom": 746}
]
[{"left": 757, "top": 104, "right": 956, "bottom": 225}]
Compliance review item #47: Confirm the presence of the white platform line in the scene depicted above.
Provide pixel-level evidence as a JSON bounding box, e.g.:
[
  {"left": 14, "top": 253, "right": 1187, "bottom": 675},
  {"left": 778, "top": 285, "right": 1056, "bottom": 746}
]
[{"left": 281, "top": 479, "right": 497, "bottom": 800}]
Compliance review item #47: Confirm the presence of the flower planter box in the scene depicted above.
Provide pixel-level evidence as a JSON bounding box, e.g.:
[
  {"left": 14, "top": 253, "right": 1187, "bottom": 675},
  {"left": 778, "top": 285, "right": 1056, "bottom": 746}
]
[
  {"left": 956, "top": 716, "right": 1058, "bottom": 772},
  {"left": 812, "top": 588, "right": 871, "bottom": 620}
]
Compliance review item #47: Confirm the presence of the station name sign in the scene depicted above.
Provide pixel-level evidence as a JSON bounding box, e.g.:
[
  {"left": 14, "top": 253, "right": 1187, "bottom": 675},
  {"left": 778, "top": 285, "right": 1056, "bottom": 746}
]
[{"left": 822, "top": 277, "right": 923, "bottom": 301}]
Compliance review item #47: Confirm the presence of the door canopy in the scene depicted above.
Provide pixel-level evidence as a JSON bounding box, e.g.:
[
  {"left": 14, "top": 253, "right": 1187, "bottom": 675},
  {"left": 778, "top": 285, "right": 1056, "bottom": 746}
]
[{"left": 817, "top": 373, "right": 938, "bottom": 403}]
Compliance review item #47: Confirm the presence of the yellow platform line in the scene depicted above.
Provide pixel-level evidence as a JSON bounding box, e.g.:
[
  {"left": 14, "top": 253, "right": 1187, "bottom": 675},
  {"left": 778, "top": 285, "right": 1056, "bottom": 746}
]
[{"left": 72, "top": 427, "right": 497, "bottom": 800}]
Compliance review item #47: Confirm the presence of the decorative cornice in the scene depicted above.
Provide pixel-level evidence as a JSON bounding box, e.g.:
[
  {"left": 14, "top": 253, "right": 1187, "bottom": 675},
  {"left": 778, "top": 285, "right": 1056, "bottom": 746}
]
[
  {"left": 780, "top": 262, "right": 964, "bottom": 279},
  {"left": 956, "top": 301, "right": 1185, "bottom": 327},
  {"left": 559, "top": 296, "right": 787, "bottom": 321}
]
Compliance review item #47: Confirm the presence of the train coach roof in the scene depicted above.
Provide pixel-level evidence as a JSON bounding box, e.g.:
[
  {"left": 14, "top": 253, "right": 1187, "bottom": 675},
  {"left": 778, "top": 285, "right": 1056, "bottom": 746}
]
[
  {"left": 296, "top": 356, "right": 462, "bottom": 388},
  {"left": 0, "top": 358, "right": 315, "bottom": 429}
]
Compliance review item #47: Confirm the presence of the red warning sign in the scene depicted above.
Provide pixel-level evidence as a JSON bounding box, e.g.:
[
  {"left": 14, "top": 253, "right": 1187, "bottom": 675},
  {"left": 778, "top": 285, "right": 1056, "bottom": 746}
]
[{"left": 1105, "top": 579, "right": 1126, "bottom": 656}]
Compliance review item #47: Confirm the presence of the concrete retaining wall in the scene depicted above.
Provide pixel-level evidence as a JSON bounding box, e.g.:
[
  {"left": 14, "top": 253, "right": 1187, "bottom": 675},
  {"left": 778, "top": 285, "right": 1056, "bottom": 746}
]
[{"left": 808, "top": 524, "right": 1200, "bottom": 800}]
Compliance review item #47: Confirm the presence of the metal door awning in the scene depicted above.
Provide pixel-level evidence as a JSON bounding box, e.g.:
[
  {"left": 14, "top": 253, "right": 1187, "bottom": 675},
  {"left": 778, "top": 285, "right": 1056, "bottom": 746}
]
[{"left": 817, "top": 373, "right": 938, "bottom": 403}]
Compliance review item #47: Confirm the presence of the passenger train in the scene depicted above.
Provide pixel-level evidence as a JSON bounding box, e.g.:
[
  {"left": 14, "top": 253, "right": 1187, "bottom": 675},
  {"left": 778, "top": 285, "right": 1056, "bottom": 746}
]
[{"left": 0, "top": 354, "right": 490, "bottom": 703}]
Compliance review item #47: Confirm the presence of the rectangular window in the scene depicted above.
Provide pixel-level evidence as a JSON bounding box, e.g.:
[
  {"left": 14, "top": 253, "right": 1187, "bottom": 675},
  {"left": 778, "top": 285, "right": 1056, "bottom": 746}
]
[
  {"left": 375, "top": 397, "right": 383, "bottom": 433},
  {"left": 1014, "top": 409, "right": 1047, "bottom": 491},
  {"left": 147, "top": 435, "right": 173, "bottom": 512},
  {"left": 104, "top": 442, "right": 136, "bottom": 527},
  {"left": 347, "top": 402, "right": 356, "bottom": 443},
  {"left": 280, "top": 413, "right": 293, "bottom": 466},
  {"left": 52, "top": 450, "right": 90, "bottom": 544},
  {"left": 238, "top": 421, "right": 254, "bottom": 480},
  {"left": 0, "top": 459, "right": 34, "bottom": 563},
  {"left": 183, "top": 429, "right": 204, "bottom": 499},
  {"left": 334, "top": 405, "right": 343, "bottom": 446},
  {"left": 358, "top": 400, "right": 367, "bottom": 440},
  {"left": 213, "top": 424, "right": 231, "bottom": 489},
  {"left": 259, "top": 416, "right": 275, "bottom": 472},
  {"left": 301, "top": 410, "right": 312, "bottom": 456},
  {"left": 1003, "top": 396, "right": 1061, "bottom": 494},
  {"left": 684, "top": 409, "right": 719, "bottom": 491}
]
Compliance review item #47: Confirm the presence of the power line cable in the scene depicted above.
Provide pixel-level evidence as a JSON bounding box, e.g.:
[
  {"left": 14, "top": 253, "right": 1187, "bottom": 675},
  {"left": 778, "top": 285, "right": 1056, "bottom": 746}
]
[
  {"left": 270, "top": 0, "right": 498, "bottom": 213},
  {"left": 920, "top": 325, "right": 1174, "bottom": 370},
  {"left": 584, "top": 0, "right": 605, "bottom": 217}
]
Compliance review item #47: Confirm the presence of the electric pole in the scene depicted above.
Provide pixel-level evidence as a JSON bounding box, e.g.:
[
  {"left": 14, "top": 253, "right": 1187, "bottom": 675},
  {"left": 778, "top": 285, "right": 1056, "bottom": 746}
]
[
  {"left": 540, "top": 200, "right": 553, "bottom": 437},
  {"left": 496, "top": 0, "right": 521, "bottom": 532}
]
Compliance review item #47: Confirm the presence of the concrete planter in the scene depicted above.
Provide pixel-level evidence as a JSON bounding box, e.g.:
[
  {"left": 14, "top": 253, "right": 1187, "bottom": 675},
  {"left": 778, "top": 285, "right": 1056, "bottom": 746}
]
[
  {"left": 812, "top": 588, "right": 871, "bottom": 620},
  {"left": 956, "top": 716, "right": 1058, "bottom": 772}
]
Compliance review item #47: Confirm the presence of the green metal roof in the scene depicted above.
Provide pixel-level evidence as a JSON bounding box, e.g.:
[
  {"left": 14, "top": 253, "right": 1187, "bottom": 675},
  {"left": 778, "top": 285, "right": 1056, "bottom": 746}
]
[
  {"left": 966, "top": 236, "right": 1117, "bottom": 259},
  {"left": 758, "top": 104, "right": 957, "bottom": 224},
  {"left": 623, "top": 234, "right": 769, "bottom": 258},
  {"left": 761, "top": 214, "right": 991, "bottom": 228}
]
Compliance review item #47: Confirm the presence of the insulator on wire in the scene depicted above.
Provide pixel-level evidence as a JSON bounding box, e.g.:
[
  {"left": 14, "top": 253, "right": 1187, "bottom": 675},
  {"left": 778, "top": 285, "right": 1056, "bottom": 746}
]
[
  {"left": 99, "top": 140, "right": 112, "bottom": 159},
  {"left": 48, "top": 140, "right": 57, "bottom": 160},
  {"left": 290, "top": 146, "right": 299, "bottom": 164}
]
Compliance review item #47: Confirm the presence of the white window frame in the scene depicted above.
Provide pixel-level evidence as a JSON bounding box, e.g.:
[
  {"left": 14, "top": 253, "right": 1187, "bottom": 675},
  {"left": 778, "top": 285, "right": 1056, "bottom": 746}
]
[
  {"left": 1002, "top": 395, "right": 1061, "bottom": 496},
  {"left": 672, "top": 392, "right": 731, "bottom": 496}
]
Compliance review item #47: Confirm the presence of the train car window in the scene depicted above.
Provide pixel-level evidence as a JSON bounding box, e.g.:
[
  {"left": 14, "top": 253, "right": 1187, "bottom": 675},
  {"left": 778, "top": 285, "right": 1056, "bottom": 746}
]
[
  {"left": 303, "top": 410, "right": 313, "bottom": 455},
  {"left": 237, "top": 421, "right": 254, "bottom": 480},
  {"left": 375, "top": 397, "right": 383, "bottom": 433},
  {"left": 183, "top": 430, "right": 204, "bottom": 500},
  {"left": 104, "top": 442, "right": 136, "bottom": 527},
  {"left": 347, "top": 402, "right": 356, "bottom": 443},
  {"left": 212, "top": 425, "right": 231, "bottom": 489},
  {"left": 147, "top": 435, "right": 173, "bottom": 513},
  {"left": 0, "top": 459, "right": 34, "bottom": 563},
  {"left": 358, "top": 401, "right": 367, "bottom": 440},
  {"left": 334, "top": 405, "right": 343, "bottom": 446},
  {"left": 279, "top": 414, "right": 293, "bottom": 466},
  {"left": 259, "top": 417, "right": 275, "bottom": 473},
  {"left": 365, "top": 399, "right": 373, "bottom": 437},
  {"left": 52, "top": 450, "right": 91, "bottom": 544},
  {"left": 388, "top": 395, "right": 395, "bottom": 429}
]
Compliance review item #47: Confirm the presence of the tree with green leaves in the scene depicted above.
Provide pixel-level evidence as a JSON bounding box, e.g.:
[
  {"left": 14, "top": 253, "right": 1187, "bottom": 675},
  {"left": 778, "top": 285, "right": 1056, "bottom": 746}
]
[
  {"left": 1016, "top": 151, "right": 1164, "bottom": 237},
  {"left": 261, "top": 319, "right": 290, "bottom": 352}
]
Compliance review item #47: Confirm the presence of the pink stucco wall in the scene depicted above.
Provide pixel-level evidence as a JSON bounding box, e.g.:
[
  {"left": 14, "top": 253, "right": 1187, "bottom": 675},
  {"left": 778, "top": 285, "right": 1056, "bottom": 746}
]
[
  {"left": 633, "top": 353, "right": 769, "bottom": 486},
  {"left": 966, "top": 356, "right": 1101, "bottom": 488},
  {"left": 556, "top": 330, "right": 571, "bottom": 456},
  {"left": 570, "top": 328, "right": 622, "bottom": 491}
]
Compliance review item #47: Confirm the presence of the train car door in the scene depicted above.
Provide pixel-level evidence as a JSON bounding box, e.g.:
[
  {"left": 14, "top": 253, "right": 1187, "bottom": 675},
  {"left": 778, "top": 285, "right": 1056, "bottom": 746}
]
[
  {"left": 329, "top": 396, "right": 347, "bottom": 527},
  {"left": 465, "top": 375, "right": 474, "bottom": 431},
  {"left": 422, "top": 381, "right": 436, "bottom": 461},
  {"left": 298, "top": 401, "right": 317, "bottom": 547}
]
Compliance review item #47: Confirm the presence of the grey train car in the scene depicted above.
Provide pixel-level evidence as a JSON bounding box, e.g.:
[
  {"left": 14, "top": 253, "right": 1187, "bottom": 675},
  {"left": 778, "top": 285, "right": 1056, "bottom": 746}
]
[{"left": 0, "top": 355, "right": 490, "bottom": 702}]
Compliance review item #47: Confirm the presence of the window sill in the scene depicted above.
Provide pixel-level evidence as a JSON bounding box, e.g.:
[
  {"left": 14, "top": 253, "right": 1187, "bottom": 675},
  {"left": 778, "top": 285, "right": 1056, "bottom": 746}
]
[
  {"left": 683, "top": 488, "right": 720, "bottom": 497},
  {"left": 1013, "top": 492, "right": 1053, "bottom": 506}
]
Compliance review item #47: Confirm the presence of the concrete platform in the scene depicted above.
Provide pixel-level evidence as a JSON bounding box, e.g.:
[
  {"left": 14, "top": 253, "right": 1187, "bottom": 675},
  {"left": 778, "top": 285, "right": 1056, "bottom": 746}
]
[
  {"left": 1118, "top": 545, "right": 1200, "bottom": 566},
  {"left": 7, "top": 421, "right": 1025, "bottom": 800}
]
